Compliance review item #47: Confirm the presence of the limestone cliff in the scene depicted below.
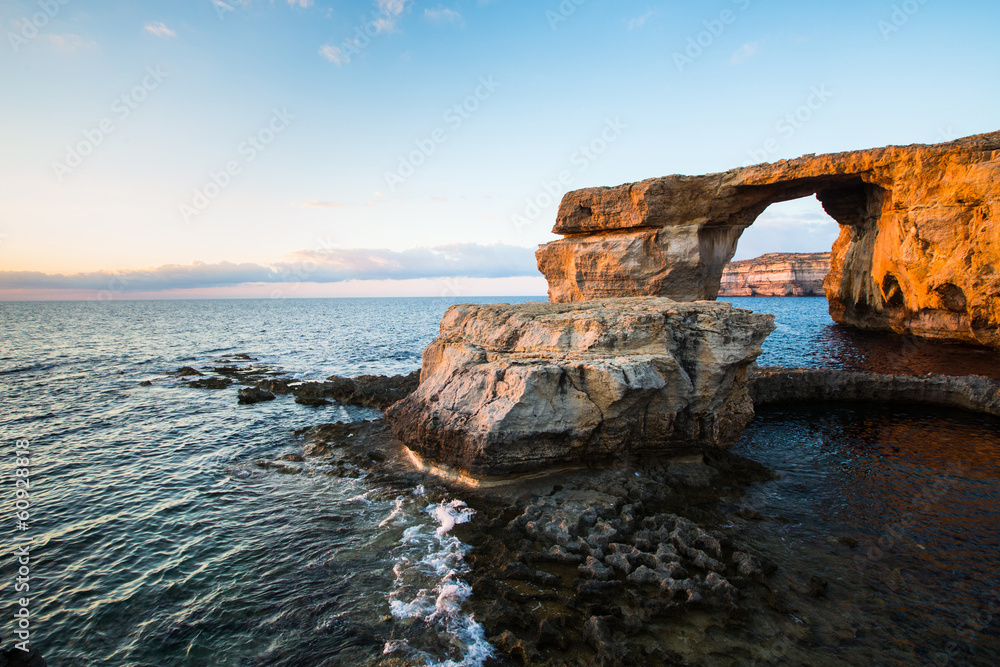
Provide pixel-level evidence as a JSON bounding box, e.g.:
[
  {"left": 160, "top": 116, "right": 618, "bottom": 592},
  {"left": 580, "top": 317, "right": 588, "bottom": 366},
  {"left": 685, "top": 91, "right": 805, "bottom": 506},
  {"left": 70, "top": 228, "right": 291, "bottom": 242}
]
[
  {"left": 385, "top": 298, "right": 774, "bottom": 475},
  {"left": 536, "top": 131, "right": 1000, "bottom": 348},
  {"left": 719, "top": 252, "right": 830, "bottom": 297}
]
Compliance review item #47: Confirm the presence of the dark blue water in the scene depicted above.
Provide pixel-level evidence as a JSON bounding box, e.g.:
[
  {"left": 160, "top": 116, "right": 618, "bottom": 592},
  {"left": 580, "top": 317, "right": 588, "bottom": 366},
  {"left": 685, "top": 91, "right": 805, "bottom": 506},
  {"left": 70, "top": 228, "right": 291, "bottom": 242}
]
[
  {"left": 1, "top": 297, "right": 999, "bottom": 666},
  {"left": 0, "top": 298, "right": 536, "bottom": 667},
  {"left": 723, "top": 296, "right": 1000, "bottom": 378}
]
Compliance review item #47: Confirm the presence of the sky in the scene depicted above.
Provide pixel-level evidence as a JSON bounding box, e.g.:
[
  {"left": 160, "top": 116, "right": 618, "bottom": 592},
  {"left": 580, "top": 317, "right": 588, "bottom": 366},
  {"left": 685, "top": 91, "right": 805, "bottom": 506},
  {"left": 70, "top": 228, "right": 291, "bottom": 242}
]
[{"left": 1, "top": 0, "right": 997, "bottom": 300}]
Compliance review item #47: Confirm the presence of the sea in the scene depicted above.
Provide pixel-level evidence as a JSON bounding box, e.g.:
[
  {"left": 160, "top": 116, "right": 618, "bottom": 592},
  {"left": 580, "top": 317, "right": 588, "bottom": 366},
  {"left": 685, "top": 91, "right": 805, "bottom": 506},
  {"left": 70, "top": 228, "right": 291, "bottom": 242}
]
[{"left": 1, "top": 296, "right": 999, "bottom": 666}]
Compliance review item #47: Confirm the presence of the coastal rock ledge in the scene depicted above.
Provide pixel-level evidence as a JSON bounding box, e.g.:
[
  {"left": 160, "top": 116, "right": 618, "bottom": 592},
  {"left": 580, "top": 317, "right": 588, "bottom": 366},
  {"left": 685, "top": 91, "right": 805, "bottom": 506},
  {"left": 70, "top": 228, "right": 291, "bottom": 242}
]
[{"left": 385, "top": 298, "right": 774, "bottom": 475}]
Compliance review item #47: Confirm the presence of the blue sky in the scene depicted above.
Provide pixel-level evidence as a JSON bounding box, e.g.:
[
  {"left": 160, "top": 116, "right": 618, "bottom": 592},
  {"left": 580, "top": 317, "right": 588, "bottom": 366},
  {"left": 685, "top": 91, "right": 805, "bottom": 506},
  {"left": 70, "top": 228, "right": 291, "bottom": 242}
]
[{"left": 1, "top": 0, "right": 998, "bottom": 298}]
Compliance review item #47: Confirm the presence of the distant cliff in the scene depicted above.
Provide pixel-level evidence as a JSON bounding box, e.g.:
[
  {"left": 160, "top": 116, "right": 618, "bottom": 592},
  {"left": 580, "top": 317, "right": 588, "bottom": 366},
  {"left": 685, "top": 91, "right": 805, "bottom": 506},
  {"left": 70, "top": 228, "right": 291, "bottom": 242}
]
[{"left": 719, "top": 252, "right": 830, "bottom": 297}]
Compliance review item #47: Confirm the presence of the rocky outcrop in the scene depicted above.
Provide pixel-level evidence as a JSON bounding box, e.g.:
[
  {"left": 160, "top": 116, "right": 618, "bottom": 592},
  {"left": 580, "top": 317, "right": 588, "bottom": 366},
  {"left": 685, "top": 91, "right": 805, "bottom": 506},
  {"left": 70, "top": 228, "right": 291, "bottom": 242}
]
[
  {"left": 384, "top": 298, "right": 774, "bottom": 475},
  {"left": 748, "top": 367, "right": 1000, "bottom": 417},
  {"left": 290, "top": 372, "right": 420, "bottom": 410},
  {"left": 536, "top": 131, "right": 1000, "bottom": 347},
  {"left": 719, "top": 252, "right": 830, "bottom": 297}
]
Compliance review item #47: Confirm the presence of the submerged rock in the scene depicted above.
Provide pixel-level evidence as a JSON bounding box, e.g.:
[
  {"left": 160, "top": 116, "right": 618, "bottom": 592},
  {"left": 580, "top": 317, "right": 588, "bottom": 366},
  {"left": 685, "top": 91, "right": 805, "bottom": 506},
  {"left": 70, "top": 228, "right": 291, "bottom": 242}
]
[
  {"left": 255, "top": 378, "right": 297, "bottom": 395},
  {"left": 238, "top": 387, "right": 276, "bottom": 404},
  {"left": 290, "top": 371, "right": 419, "bottom": 410},
  {"left": 749, "top": 367, "right": 1000, "bottom": 417},
  {"left": 385, "top": 298, "right": 774, "bottom": 474},
  {"left": 294, "top": 395, "right": 331, "bottom": 407},
  {"left": 0, "top": 645, "right": 48, "bottom": 667},
  {"left": 185, "top": 377, "right": 231, "bottom": 389}
]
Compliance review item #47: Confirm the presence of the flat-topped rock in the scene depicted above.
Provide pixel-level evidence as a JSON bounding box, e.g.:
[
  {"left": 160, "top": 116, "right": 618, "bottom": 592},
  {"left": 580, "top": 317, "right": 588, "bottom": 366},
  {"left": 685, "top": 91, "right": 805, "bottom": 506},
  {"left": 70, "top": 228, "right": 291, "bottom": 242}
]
[
  {"left": 719, "top": 252, "right": 830, "bottom": 297},
  {"left": 385, "top": 298, "right": 774, "bottom": 475},
  {"left": 536, "top": 131, "right": 1000, "bottom": 347}
]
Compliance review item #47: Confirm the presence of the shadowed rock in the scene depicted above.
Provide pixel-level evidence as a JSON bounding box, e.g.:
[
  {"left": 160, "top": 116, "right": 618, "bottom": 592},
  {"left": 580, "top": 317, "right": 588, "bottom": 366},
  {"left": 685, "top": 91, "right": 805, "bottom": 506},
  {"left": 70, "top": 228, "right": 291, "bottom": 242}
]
[{"left": 748, "top": 366, "right": 1000, "bottom": 416}]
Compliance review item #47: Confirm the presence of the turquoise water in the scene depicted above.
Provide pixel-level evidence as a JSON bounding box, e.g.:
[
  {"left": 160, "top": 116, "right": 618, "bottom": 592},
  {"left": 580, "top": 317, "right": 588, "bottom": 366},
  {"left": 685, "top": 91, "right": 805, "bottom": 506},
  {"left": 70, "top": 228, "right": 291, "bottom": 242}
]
[{"left": 2, "top": 297, "right": 999, "bottom": 665}]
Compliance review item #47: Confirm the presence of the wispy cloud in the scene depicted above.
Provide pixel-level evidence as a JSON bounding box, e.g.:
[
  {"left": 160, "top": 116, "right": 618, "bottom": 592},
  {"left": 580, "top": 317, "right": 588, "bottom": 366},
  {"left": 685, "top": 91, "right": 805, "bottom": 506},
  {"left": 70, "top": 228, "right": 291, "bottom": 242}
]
[
  {"left": 144, "top": 22, "right": 176, "bottom": 38},
  {"left": 731, "top": 40, "right": 762, "bottom": 65},
  {"left": 374, "top": 0, "right": 411, "bottom": 33},
  {"left": 287, "top": 0, "right": 314, "bottom": 6},
  {"left": 300, "top": 200, "right": 348, "bottom": 209},
  {"left": 425, "top": 7, "right": 463, "bottom": 26},
  {"left": 210, "top": 0, "right": 249, "bottom": 11},
  {"left": 626, "top": 10, "right": 655, "bottom": 30},
  {"left": 45, "top": 33, "right": 97, "bottom": 51},
  {"left": 0, "top": 243, "right": 540, "bottom": 292},
  {"left": 319, "top": 42, "right": 353, "bottom": 65}
]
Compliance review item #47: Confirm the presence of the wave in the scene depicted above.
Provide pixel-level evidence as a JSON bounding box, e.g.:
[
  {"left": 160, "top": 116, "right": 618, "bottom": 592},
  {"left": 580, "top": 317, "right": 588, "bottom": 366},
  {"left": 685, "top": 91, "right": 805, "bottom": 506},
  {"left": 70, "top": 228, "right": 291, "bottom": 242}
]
[
  {"left": 0, "top": 362, "right": 58, "bottom": 375},
  {"left": 384, "top": 495, "right": 493, "bottom": 667}
]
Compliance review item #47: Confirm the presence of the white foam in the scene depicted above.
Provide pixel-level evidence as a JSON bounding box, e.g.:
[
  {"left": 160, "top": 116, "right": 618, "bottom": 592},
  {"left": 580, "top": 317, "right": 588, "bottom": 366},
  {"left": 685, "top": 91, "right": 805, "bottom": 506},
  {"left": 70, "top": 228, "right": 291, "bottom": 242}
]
[
  {"left": 432, "top": 499, "right": 475, "bottom": 535},
  {"left": 378, "top": 495, "right": 408, "bottom": 528},
  {"left": 382, "top": 639, "right": 409, "bottom": 655},
  {"left": 384, "top": 497, "right": 494, "bottom": 667}
]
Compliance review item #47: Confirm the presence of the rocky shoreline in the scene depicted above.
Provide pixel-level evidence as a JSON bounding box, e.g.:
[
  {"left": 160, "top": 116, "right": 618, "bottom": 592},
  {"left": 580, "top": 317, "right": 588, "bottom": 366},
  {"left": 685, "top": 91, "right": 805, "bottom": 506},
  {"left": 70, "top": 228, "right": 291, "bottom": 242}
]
[{"left": 158, "top": 359, "right": 1000, "bottom": 665}]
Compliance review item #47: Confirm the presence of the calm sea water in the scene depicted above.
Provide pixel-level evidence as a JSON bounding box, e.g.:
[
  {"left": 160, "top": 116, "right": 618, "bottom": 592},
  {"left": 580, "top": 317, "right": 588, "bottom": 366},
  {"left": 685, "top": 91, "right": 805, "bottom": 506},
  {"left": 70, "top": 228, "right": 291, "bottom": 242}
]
[{"left": 1, "top": 297, "right": 999, "bottom": 665}]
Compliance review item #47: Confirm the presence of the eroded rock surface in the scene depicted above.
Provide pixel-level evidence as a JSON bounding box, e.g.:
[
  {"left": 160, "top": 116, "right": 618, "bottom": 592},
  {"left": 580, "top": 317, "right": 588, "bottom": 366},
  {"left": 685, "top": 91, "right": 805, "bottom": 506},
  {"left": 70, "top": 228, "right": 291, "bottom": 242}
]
[
  {"left": 384, "top": 298, "right": 774, "bottom": 475},
  {"left": 537, "top": 131, "right": 1000, "bottom": 347},
  {"left": 719, "top": 252, "right": 830, "bottom": 297}
]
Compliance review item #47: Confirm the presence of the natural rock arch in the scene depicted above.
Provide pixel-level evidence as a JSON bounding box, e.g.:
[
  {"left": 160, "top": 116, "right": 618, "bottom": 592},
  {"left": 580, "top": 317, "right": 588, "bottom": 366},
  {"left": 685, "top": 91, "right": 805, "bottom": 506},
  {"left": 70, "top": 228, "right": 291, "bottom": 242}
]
[{"left": 536, "top": 131, "right": 1000, "bottom": 348}]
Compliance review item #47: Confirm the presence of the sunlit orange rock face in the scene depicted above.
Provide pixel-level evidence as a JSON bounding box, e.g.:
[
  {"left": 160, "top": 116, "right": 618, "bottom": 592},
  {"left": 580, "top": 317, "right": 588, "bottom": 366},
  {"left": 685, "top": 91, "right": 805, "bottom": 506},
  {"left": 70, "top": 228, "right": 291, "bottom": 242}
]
[
  {"left": 719, "top": 252, "right": 830, "bottom": 297},
  {"left": 537, "top": 131, "right": 1000, "bottom": 348}
]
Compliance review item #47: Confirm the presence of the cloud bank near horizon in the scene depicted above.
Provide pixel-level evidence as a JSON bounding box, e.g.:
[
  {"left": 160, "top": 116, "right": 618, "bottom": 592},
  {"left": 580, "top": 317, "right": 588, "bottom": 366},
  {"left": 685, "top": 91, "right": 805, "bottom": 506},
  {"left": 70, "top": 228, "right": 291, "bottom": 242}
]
[{"left": 1, "top": 243, "right": 540, "bottom": 293}]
